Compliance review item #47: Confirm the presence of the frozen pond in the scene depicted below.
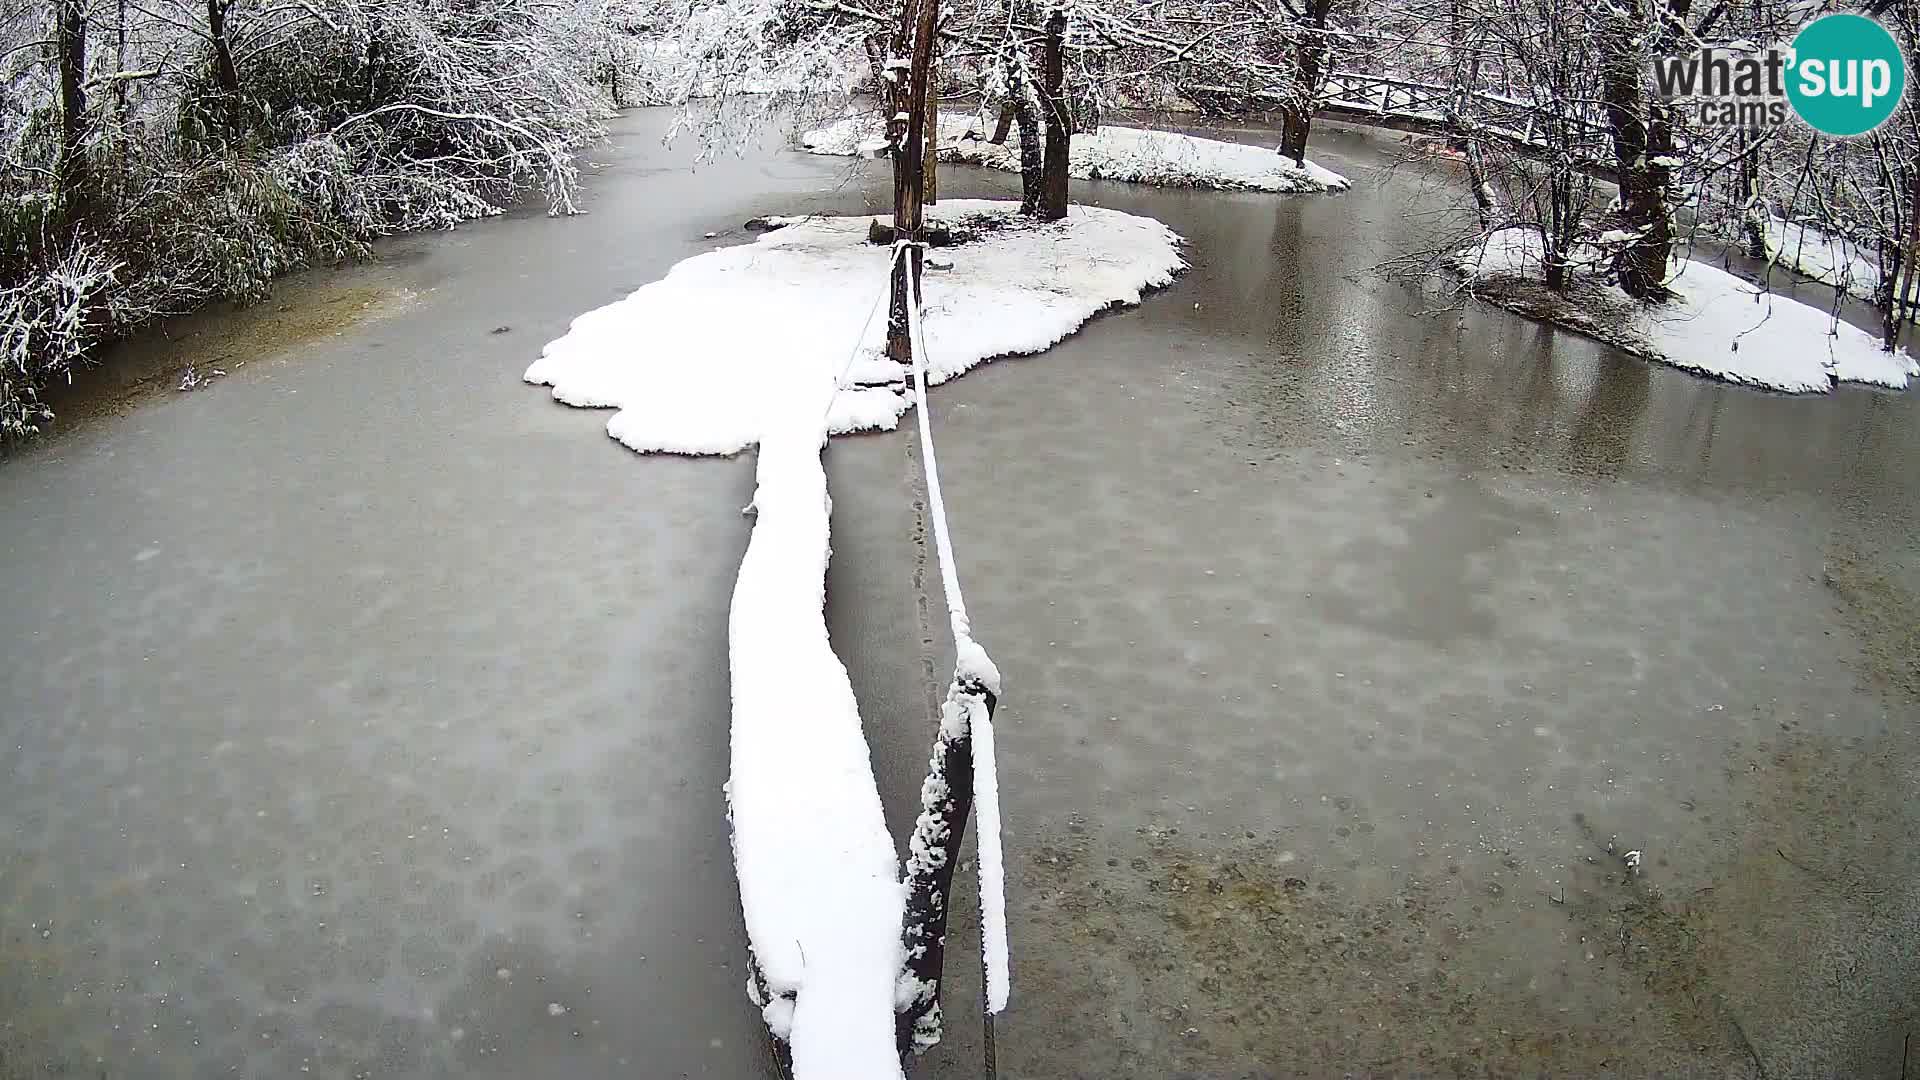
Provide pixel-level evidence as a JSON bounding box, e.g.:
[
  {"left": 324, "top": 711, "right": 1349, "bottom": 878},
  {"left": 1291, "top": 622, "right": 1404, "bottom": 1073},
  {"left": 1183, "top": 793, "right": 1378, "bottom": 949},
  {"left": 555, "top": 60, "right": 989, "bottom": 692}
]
[{"left": 4, "top": 108, "right": 1918, "bottom": 1078}]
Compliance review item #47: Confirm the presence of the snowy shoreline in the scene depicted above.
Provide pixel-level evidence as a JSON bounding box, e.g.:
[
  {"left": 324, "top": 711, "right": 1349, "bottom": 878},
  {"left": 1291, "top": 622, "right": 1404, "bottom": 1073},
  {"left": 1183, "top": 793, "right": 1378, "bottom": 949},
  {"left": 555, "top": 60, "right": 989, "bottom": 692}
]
[
  {"left": 1451, "top": 228, "right": 1917, "bottom": 394},
  {"left": 1758, "top": 215, "right": 1920, "bottom": 327},
  {"left": 802, "top": 112, "right": 1351, "bottom": 194}
]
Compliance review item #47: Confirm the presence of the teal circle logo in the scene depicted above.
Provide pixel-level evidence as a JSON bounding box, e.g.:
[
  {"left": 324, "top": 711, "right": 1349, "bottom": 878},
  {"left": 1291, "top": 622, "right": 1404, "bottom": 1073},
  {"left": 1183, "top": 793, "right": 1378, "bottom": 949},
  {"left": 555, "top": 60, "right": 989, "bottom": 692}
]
[{"left": 1786, "top": 14, "right": 1906, "bottom": 136}]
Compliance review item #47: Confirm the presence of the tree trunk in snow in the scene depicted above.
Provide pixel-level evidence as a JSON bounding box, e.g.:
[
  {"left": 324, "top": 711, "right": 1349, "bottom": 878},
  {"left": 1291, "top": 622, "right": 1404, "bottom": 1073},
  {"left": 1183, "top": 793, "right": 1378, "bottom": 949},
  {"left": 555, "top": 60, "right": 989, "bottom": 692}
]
[
  {"left": 114, "top": 0, "right": 131, "bottom": 119},
  {"left": 207, "top": 0, "right": 244, "bottom": 136},
  {"left": 893, "top": 703, "right": 980, "bottom": 1057},
  {"left": 887, "top": 0, "right": 938, "bottom": 363},
  {"left": 1607, "top": 0, "right": 1689, "bottom": 300},
  {"left": 1599, "top": 0, "right": 1653, "bottom": 294},
  {"left": 989, "top": 102, "right": 1014, "bottom": 144},
  {"left": 1008, "top": 46, "right": 1044, "bottom": 216},
  {"left": 1462, "top": 136, "right": 1496, "bottom": 226},
  {"left": 1887, "top": 168, "right": 1920, "bottom": 352},
  {"left": 923, "top": 64, "right": 938, "bottom": 205},
  {"left": 1736, "top": 128, "right": 1768, "bottom": 259},
  {"left": 1039, "top": 10, "right": 1069, "bottom": 221},
  {"left": 1617, "top": 95, "right": 1677, "bottom": 298},
  {"left": 56, "top": 0, "right": 87, "bottom": 212},
  {"left": 1599, "top": 0, "right": 1645, "bottom": 218},
  {"left": 1279, "top": 0, "right": 1328, "bottom": 167},
  {"left": 365, "top": 24, "right": 385, "bottom": 110},
  {"left": 1544, "top": 236, "right": 1568, "bottom": 292}
]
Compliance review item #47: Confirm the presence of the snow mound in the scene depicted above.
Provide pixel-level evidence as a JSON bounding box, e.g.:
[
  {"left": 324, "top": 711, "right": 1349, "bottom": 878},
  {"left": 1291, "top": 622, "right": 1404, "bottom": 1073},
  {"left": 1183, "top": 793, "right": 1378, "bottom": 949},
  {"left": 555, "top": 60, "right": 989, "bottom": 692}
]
[
  {"left": 1452, "top": 228, "right": 1917, "bottom": 394},
  {"left": 729, "top": 417, "right": 906, "bottom": 1079},
  {"left": 802, "top": 112, "right": 1351, "bottom": 194},
  {"left": 525, "top": 199, "right": 1186, "bottom": 454}
]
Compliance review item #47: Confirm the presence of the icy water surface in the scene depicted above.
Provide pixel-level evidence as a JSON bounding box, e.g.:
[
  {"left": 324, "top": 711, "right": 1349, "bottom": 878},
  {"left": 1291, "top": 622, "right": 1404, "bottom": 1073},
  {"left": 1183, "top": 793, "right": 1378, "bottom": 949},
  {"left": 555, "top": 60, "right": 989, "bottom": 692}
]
[{"left": 4, "top": 111, "right": 1919, "bottom": 1079}]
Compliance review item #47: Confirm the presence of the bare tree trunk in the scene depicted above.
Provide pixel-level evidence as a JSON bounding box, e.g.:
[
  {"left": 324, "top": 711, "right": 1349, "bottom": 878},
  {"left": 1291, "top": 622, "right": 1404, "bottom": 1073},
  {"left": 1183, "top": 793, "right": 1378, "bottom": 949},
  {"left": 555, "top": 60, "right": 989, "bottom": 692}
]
[
  {"left": 1039, "top": 9, "right": 1068, "bottom": 221},
  {"left": 1887, "top": 167, "right": 1920, "bottom": 351},
  {"left": 1599, "top": 0, "right": 1654, "bottom": 295},
  {"left": 1008, "top": 45, "right": 1044, "bottom": 215},
  {"left": 115, "top": 0, "right": 131, "bottom": 119},
  {"left": 364, "top": 23, "right": 384, "bottom": 109},
  {"left": 57, "top": 0, "right": 88, "bottom": 212},
  {"left": 1609, "top": 0, "right": 1690, "bottom": 299},
  {"left": 923, "top": 60, "right": 938, "bottom": 205},
  {"left": 1463, "top": 135, "right": 1495, "bottom": 226},
  {"left": 989, "top": 102, "right": 1014, "bottom": 144},
  {"left": 886, "top": 0, "right": 938, "bottom": 363},
  {"left": 207, "top": 0, "right": 243, "bottom": 135},
  {"left": 1279, "top": 0, "right": 1328, "bottom": 166},
  {"left": 1447, "top": 0, "right": 1495, "bottom": 226},
  {"left": 1736, "top": 127, "right": 1768, "bottom": 258},
  {"left": 893, "top": 696, "right": 981, "bottom": 1057},
  {"left": 1618, "top": 95, "right": 1677, "bottom": 297}
]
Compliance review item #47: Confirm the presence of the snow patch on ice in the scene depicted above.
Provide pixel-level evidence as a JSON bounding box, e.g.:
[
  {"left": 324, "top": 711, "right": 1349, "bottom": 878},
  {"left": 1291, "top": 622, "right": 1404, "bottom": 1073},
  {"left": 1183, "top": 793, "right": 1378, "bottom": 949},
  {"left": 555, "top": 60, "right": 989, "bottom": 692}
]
[
  {"left": 729, "top": 418, "right": 905, "bottom": 1079},
  {"left": 1452, "top": 227, "right": 1917, "bottom": 394},
  {"left": 802, "top": 112, "right": 1351, "bottom": 193}
]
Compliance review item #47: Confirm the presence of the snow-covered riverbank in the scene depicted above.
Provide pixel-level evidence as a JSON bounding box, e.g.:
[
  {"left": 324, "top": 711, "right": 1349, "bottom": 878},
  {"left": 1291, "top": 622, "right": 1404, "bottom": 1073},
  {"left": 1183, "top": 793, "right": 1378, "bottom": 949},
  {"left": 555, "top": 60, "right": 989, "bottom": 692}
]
[
  {"left": 802, "top": 113, "right": 1350, "bottom": 194},
  {"left": 1452, "top": 228, "right": 1917, "bottom": 394}
]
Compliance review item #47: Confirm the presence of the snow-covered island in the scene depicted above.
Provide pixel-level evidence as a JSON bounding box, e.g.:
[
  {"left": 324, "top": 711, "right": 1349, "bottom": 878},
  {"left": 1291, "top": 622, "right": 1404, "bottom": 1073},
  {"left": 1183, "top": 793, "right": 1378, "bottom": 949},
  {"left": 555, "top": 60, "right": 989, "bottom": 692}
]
[
  {"left": 526, "top": 200, "right": 1185, "bottom": 453},
  {"left": 802, "top": 112, "right": 1351, "bottom": 194},
  {"left": 1451, "top": 228, "right": 1918, "bottom": 394}
]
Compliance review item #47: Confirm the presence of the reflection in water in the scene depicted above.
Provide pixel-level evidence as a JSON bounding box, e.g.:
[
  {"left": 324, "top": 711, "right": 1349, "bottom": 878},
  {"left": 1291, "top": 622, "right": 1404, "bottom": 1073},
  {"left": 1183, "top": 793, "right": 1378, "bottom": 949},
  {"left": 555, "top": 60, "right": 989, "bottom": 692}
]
[
  {"left": 1072, "top": 119, "right": 1918, "bottom": 518},
  {"left": 1568, "top": 353, "right": 1652, "bottom": 479}
]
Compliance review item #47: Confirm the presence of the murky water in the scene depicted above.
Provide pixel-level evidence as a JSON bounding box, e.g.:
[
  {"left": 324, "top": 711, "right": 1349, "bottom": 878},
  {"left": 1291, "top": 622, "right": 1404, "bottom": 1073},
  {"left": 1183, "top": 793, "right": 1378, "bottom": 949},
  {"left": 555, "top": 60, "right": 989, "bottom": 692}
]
[{"left": 3, "top": 110, "right": 1917, "bottom": 1079}]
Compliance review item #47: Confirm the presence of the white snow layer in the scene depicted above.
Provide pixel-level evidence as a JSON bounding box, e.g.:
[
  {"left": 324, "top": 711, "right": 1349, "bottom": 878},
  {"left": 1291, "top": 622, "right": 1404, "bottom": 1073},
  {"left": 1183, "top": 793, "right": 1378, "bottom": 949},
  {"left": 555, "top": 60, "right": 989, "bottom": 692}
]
[
  {"left": 526, "top": 199, "right": 1186, "bottom": 454},
  {"left": 970, "top": 690, "right": 1010, "bottom": 1012},
  {"left": 1763, "top": 215, "right": 1919, "bottom": 323},
  {"left": 902, "top": 289, "right": 1009, "bottom": 1017},
  {"left": 526, "top": 200, "right": 1183, "bottom": 1077},
  {"left": 1453, "top": 228, "right": 1917, "bottom": 394},
  {"left": 729, "top": 418, "right": 906, "bottom": 1079},
  {"left": 802, "top": 112, "right": 1351, "bottom": 193}
]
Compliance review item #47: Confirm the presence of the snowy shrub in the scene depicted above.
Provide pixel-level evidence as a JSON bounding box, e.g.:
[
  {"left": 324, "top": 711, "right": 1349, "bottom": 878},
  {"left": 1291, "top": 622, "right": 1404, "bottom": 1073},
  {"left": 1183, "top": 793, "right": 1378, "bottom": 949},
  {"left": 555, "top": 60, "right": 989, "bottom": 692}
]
[
  {"left": 0, "top": 241, "right": 119, "bottom": 438},
  {"left": 0, "top": 0, "right": 625, "bottom": 437}
]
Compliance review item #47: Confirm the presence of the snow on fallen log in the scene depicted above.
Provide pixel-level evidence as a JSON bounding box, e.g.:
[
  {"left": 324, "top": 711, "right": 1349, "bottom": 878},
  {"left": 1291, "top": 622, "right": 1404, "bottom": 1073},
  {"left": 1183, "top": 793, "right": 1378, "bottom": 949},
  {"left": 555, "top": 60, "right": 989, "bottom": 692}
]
[
  {"left": 802, "top": 112, "right": 1351, "bottom": 194},
  {"left": 1451, "top": 228, "right": 1918, "bottom": 394},
  {"left": 525, "top": 200, "right": 1183, "bottom": 1077},
  {"left": 730, "top": 417, "right": 907, "bottom": 1079}
]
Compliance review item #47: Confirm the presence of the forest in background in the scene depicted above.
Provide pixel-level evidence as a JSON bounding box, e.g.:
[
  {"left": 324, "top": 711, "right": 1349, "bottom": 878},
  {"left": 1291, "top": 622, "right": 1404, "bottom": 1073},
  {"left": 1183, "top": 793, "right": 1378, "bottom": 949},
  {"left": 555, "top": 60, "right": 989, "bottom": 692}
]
[
  {"left": 0, "top": 0, "right": 675, "bottom": 436},
  {"left": 5, "top": 0, "right": 1917, "bottom": 437}
]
